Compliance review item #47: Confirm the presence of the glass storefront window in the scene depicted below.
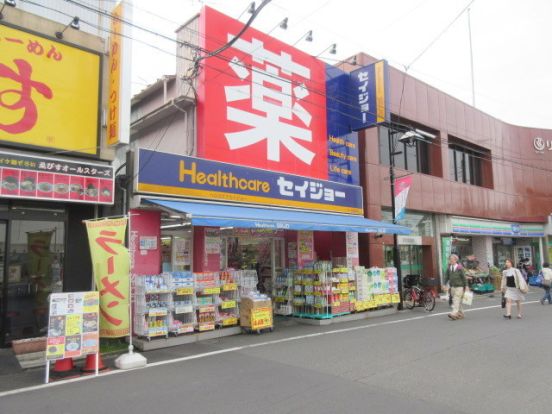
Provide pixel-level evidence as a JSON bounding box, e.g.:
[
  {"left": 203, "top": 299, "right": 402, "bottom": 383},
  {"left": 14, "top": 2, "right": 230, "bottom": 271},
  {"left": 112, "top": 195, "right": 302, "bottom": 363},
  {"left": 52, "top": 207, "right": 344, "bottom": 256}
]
[
  {"left": 384, "top": 245, "right": 423, "bottom": 276},
  {"left": 381, "top": 209, "right": 434, "bottom": 237},
  {"left": 6, "top": 219, "right": 65, "bottom": 340}
]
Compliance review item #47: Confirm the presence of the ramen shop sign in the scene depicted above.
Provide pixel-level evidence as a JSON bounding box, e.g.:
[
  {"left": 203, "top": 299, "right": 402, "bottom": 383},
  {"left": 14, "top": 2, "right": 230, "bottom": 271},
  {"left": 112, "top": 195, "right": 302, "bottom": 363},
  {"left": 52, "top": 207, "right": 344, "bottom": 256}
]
[{"left": 0, "top": 150, "right": 114, "bottom": 204}]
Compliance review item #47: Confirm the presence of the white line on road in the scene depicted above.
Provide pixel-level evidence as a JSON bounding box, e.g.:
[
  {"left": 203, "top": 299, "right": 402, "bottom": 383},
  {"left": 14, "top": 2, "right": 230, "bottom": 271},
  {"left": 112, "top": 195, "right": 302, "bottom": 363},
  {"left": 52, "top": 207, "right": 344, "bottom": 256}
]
[{"left": 0, "top": 299, "right": 540, "bottom": 398}]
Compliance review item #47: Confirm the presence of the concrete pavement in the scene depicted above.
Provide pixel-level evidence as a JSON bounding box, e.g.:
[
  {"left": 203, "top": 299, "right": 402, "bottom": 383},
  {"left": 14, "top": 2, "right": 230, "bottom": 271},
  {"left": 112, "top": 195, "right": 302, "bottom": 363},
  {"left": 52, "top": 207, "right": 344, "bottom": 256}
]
[{"left": 1, "top": 290, "right": 551, "bottom": 413}]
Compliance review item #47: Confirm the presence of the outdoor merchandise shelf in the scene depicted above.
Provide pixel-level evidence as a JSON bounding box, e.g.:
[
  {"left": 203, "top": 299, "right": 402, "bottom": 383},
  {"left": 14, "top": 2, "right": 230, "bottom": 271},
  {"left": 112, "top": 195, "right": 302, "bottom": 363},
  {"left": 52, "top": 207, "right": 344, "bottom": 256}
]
[
  {"left": 273, "top": 269, "right": 294, "bottom": 316},
  {"left": 134, "top": 274, "right": 172, "bottom": 339}
]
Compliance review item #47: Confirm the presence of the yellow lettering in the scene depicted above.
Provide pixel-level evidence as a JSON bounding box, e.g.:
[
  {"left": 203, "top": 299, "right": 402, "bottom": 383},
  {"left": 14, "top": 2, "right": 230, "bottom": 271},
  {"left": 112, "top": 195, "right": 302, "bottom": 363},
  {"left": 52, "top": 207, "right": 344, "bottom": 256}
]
[
  {"left": 238, "top": 178, "right": 247, "bottom": 189},
  {"left": 207, "top": 173, "right": 217, "bottom": 185},
  {"left": 179, "top": 160, "right": 196, "bottom": 183},
  {"left": 197, "top": 172, "right": 206, "bottom": 184},
  {"left": 261, "top": 182, "right": 270, "bottom": 193}
]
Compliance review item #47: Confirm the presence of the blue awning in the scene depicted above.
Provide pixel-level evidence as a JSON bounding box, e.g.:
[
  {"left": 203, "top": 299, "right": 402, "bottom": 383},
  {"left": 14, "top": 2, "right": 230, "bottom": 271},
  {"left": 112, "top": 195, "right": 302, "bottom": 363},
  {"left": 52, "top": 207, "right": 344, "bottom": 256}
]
[{"left": 145, "top": 198, "right": 411, "bottom": 235}]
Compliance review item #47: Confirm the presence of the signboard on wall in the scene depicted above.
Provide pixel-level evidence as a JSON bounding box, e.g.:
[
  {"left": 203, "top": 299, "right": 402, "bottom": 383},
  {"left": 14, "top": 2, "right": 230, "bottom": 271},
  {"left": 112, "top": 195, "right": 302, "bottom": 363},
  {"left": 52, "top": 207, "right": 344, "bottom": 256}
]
[
  {"left": 46, "top": 291, "right": 100, "bottom": 360},
  {"left": 451, "top": 217, "right": 545, "bottom": 237},
  {"left": 349, "top": 60, "right": 390, "bottom": 131},
  {"left": 326, "top": 65, "right": 360, "bottom": 185},
  {"left": 297, "top": 231, "right": 314, "bottom": 267},
  {"left": 0, "top": 150, "right": 114, "bottom": 204},
  {"left": 0, "top": 23, "right": 101, "bottom": 156},
  {"left": 136, "top": 148, "right": 364, "bottom": 215},
  {"left": 107, "top": 1, "right": 132, "bottom": 146},
  {"left": 197, "top": 6, "right": 329, "bottom": 180}
]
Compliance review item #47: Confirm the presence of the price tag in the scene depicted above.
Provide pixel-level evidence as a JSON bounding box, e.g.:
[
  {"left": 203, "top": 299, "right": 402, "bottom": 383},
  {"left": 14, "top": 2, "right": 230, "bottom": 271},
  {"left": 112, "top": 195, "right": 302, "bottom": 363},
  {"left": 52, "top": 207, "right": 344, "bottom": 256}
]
[
  {"left": 332, "top": 301, "right": 341, "bottom": 307},
  {"left": 221, "top": 300, "right": 236, "bottom": 309},
  {"left": 222, "top": 317, "right": 238, "bottom": 326},
  {"left": 203, "top": 287, "right": 221, "bottom": 295},
  {"left": 198, "top": 323, "right": 215, "bottom": 332},
  {"left": 174, "top": 305, "right": 193, "bottom": 314},
  {"left": 222, "top": 283, "right": 237, "bottom": 291},
  {"left": 177, "top": 325, "right": 194, "bottom": 334},
  {"left": 251, "top": 307, "right": 272, "bottom": 329},
  {"left": 148, "top": 309, "right": 168, "bottom": 316},
  {"left": 198, "top": 305, "right": 215, "bottom": 313},
  {"left": 176, "top": 287, "right": 194, "bottom": 296}
]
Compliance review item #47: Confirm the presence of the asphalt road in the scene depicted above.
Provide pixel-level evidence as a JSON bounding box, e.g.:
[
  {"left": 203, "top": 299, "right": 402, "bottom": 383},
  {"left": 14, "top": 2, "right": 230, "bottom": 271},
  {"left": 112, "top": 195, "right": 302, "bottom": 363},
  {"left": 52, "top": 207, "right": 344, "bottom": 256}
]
[{"left": 2, "top": 291, "right": 552, "bottom": 414}]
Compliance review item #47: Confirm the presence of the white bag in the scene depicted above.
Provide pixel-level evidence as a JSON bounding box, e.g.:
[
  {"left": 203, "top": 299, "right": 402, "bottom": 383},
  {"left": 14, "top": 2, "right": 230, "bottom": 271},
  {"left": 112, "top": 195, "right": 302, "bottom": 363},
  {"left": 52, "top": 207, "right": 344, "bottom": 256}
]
[{"left": 462, "top": 290, "right": 474, "bottom": 306}]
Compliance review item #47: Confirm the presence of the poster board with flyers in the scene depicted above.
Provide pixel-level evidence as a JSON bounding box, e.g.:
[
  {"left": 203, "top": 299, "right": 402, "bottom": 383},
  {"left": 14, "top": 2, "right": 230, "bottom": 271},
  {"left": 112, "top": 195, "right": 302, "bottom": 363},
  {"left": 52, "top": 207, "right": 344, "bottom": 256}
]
[{"left": 46, "top": 291, "right": 100, "bottom": 361}]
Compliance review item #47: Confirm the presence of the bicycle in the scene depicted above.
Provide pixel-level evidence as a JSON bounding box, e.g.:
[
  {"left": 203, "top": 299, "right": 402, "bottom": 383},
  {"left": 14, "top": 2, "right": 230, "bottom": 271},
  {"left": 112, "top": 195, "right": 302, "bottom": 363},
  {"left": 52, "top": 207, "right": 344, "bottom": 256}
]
[{"left": 402, "top": 274, "right": 436, "bottom": 311}]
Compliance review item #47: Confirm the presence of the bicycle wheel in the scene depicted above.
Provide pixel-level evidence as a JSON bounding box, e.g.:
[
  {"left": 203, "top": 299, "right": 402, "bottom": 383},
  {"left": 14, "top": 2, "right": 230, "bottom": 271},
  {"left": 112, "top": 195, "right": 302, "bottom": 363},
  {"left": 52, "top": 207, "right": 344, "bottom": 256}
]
[
  {"left": 403, "top": 288, "right": 415, "bottom": 309},
  {"left": 423, "top": 290, "right": 436, "bottom": 311}
]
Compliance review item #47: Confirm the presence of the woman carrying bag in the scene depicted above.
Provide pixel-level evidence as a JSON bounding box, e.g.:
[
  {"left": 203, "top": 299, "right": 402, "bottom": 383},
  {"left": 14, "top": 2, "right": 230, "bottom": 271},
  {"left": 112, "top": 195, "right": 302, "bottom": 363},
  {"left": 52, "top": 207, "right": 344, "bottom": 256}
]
[{"left": 500, "top": 259, "right": 528, "bottom": 319}]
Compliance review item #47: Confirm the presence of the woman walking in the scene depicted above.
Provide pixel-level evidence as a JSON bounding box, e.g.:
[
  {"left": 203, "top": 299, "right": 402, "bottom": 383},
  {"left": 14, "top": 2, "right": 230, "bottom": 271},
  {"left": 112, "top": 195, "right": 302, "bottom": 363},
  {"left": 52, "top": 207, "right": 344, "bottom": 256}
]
[{"left": 500, "top": 259, "right": 528, "bottom": 319}]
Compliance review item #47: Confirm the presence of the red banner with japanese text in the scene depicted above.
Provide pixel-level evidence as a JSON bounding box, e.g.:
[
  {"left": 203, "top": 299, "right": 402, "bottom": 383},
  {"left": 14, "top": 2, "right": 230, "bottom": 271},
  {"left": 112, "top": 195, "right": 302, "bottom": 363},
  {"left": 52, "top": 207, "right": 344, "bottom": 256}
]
[{"left": 85, "top": 218, "right": 129, "bottom": 338}]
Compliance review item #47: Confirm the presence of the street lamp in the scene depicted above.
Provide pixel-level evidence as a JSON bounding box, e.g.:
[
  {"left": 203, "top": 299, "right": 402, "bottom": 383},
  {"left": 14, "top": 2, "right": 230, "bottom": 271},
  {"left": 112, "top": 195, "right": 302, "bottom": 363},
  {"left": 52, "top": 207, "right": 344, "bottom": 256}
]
[{"left": 387, "top": 124, "right": 424, "bottom": 310}]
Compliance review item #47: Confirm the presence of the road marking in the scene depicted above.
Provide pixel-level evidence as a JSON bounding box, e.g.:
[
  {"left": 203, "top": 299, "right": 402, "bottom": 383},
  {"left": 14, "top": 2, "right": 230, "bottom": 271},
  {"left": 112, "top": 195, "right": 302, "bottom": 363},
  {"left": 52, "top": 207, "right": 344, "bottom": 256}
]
[{"left": 0, "top": 299, "right": 540, "bottom": 398}]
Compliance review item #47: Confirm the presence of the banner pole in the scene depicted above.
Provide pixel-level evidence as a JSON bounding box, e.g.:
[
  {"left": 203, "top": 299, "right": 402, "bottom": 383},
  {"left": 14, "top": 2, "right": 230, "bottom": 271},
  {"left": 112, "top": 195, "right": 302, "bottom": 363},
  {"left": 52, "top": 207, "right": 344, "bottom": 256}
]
[
  {"left": 45, "top": 360, "right": 50, "bottom": 384},
  {"left": 127, "top": 212, "right": 134, "bottom": 355}
]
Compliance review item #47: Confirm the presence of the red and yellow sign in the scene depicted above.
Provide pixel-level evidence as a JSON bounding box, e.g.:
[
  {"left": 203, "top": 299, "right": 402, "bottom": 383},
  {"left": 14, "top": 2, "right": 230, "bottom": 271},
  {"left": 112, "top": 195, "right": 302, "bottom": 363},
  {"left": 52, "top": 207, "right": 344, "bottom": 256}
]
[
  {"left": 85, "top": 218, "right": 129, "bottom": 337},
  {"left": 107, "top": 3, "right": 122, "bottom": 146},
  {"left": 0, "top": 24, "right": 100, "bottom": 155},
  {"left": 251, "top": 307, "right": 272, "bottom": 330}
]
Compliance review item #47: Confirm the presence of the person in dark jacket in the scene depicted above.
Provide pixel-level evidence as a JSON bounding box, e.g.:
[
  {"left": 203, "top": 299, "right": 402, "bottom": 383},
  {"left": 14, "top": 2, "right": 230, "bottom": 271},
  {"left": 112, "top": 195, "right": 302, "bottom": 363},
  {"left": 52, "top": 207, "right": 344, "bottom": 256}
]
[{"left": 443, "top": 254, "right": 468, "bottom": 320}]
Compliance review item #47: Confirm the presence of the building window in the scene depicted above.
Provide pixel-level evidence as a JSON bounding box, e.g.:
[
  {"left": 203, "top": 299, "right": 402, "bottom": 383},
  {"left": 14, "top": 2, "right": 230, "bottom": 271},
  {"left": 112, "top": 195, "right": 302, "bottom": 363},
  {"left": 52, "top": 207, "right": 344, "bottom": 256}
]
[
  {"left": 381, "top": 209, "right": 434, "bottom": 237},
  {"left": 448, "top": 137, "right": 490, "bottom": 187},
  {"left": 379, "top": 126, "right": 432, "bottom": 174}
]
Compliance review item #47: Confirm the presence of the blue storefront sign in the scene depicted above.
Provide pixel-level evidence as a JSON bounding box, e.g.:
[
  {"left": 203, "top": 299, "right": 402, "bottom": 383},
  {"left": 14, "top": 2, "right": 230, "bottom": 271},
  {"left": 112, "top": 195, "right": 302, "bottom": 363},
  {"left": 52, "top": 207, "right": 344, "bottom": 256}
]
[
  {"left": 325, "top": 65, "right": 360, "bottom": 185},
  {"left": 349, "top": 60, "right": 390, "bottom": 131},
  {"left": 136, "top": 149, "right": 364, "bottom": 215}
]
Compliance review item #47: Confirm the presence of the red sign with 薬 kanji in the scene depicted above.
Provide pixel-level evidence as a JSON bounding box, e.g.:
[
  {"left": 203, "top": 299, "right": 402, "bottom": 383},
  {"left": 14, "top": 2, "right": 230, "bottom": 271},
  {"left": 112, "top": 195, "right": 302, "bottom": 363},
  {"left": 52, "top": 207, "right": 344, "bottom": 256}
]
[{"left": 197, "top": 6, "right": 328, "bottom": 180}]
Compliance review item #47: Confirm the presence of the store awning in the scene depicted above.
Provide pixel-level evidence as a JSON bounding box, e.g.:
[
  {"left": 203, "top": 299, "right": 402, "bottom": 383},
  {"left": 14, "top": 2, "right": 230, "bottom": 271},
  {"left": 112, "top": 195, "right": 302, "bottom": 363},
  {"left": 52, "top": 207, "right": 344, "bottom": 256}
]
[{"left": 144, "top": 198, "right": 411, "bottom": 235}]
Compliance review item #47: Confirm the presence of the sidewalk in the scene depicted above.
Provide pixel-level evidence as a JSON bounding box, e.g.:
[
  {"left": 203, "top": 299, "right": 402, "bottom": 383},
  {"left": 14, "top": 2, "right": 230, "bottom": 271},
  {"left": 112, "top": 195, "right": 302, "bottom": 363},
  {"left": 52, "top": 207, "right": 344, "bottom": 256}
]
[{"left": 0, "top": 291, "right": 514, "bottom": 394}]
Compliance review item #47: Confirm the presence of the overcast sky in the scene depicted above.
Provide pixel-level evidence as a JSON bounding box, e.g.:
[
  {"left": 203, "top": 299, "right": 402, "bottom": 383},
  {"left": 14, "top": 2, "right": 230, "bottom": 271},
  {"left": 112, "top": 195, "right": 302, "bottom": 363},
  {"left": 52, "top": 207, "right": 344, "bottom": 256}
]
[{"left": 130, "top": 0, "right": 552, "bottom": 129}]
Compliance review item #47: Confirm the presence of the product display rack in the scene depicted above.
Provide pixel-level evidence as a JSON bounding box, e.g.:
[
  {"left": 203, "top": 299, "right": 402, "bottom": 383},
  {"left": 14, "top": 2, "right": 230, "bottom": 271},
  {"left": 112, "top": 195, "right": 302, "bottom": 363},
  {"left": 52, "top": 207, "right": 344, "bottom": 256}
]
[
  {"left": 292, "top": 261, "right": 351, "bottom": 320},
  {"left": 194, "top": 272, "right": 220, "bottom": 332},
  {"left": 134, "top": 273, "right": 172, "bottom": 340},
  {"left": 170, "top": 272, "right": 195, "bottom": 335},
  {"left": 273, "top": 269, "right": 294, "bottom": 316},
  {"left": 218, "top": 271, "right": 239, "bottom": 327}
]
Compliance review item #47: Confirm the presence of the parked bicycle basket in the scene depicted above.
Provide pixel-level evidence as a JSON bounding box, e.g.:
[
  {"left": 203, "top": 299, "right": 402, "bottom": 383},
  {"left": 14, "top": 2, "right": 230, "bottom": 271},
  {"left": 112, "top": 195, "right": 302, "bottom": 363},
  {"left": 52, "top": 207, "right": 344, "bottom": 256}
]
[{"left": 404, "top": 274, "right": 420, "bottom": 288}]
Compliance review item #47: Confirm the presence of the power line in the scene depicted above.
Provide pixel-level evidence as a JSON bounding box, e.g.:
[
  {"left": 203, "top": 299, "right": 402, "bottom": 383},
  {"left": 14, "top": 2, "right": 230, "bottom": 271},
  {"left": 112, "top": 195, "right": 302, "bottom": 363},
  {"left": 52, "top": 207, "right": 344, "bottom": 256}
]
[{"left": 20, "top": 0, "right": 552, "bottom": 179}]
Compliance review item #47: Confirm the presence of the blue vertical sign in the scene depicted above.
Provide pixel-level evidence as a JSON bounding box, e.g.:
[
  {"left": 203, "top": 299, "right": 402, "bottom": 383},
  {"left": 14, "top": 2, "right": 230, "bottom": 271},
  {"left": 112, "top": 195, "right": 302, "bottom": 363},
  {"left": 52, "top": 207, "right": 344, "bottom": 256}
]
[
  {"left": 350, "top": 60, "right": 390, "bottom": 131},
  {"left": 325, "top": 65, "right": 360, "bottom": 185}
]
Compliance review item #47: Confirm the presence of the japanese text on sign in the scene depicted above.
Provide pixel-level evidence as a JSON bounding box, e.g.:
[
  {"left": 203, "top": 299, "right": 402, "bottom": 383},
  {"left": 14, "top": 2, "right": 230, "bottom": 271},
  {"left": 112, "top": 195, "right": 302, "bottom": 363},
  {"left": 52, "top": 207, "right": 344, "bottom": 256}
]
[
  {"left": 85, "top": 218, "right": 130, "bottom": 338},
  {"left": 197, "top": 6, "right": 328, "bottom": 180},
  {"left": 0, "top": 25, "right": 100, "bottom": 155}
]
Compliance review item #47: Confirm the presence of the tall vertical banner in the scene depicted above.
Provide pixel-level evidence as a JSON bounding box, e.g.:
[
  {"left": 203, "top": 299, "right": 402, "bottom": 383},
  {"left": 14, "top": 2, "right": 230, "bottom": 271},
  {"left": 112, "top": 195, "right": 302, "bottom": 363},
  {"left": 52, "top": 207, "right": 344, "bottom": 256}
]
[
  {"left": 350, "top": 60, "right": 390, "bottom": 131},
  {"left": 441, "top": 236, "right": 452, "bottom": 274},
  {"left": 394, "top": 176, "right": 412, "bottom": 221},
  {"left": 85, "top": 218, "right": 130, "bottom": 337},
  {"left": 107, "top": 1, "right": 132, "bottom": 145}
]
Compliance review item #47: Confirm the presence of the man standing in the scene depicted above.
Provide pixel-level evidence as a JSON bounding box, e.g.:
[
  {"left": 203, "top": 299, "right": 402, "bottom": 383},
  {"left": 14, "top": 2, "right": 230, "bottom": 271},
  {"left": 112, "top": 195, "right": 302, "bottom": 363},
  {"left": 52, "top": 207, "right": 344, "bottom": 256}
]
[{"left": 443, "top": 254, "right": 468, "bottom": 320}]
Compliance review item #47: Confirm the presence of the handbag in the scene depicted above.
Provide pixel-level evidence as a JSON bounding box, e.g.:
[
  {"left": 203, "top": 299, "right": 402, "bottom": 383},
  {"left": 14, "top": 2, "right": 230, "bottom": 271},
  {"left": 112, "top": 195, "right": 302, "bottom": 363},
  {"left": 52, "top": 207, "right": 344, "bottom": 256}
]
[
  {"left": 501, "top": 293, "right": 506, "bottom": 308},
  {"left": 462, "top": 290, "right": 474, "bottom": 306},
  {"left": 516, "top": 270, "right": 529, "bottom": 294}
]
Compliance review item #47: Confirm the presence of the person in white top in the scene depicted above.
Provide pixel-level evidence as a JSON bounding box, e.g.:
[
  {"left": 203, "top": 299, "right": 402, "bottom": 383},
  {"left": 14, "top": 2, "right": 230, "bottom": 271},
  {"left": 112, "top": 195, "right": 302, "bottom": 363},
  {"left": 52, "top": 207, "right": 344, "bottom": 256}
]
[{"left": 540, "top": 262, "right": 552, "bottom": 305}]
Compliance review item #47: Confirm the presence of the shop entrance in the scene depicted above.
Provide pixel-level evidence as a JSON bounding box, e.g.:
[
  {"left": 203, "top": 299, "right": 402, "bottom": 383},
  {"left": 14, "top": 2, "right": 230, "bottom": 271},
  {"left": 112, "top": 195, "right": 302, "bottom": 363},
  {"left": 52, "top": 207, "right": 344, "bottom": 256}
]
[
  {"left": 1, "top": 209, "right": 65, "bottom": 345},
  {"left": 223, "top": 236, "right": 285, "bottom": 295},
  {"left": 385, "top": 245, "right": 423, "bottom": 276}
]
